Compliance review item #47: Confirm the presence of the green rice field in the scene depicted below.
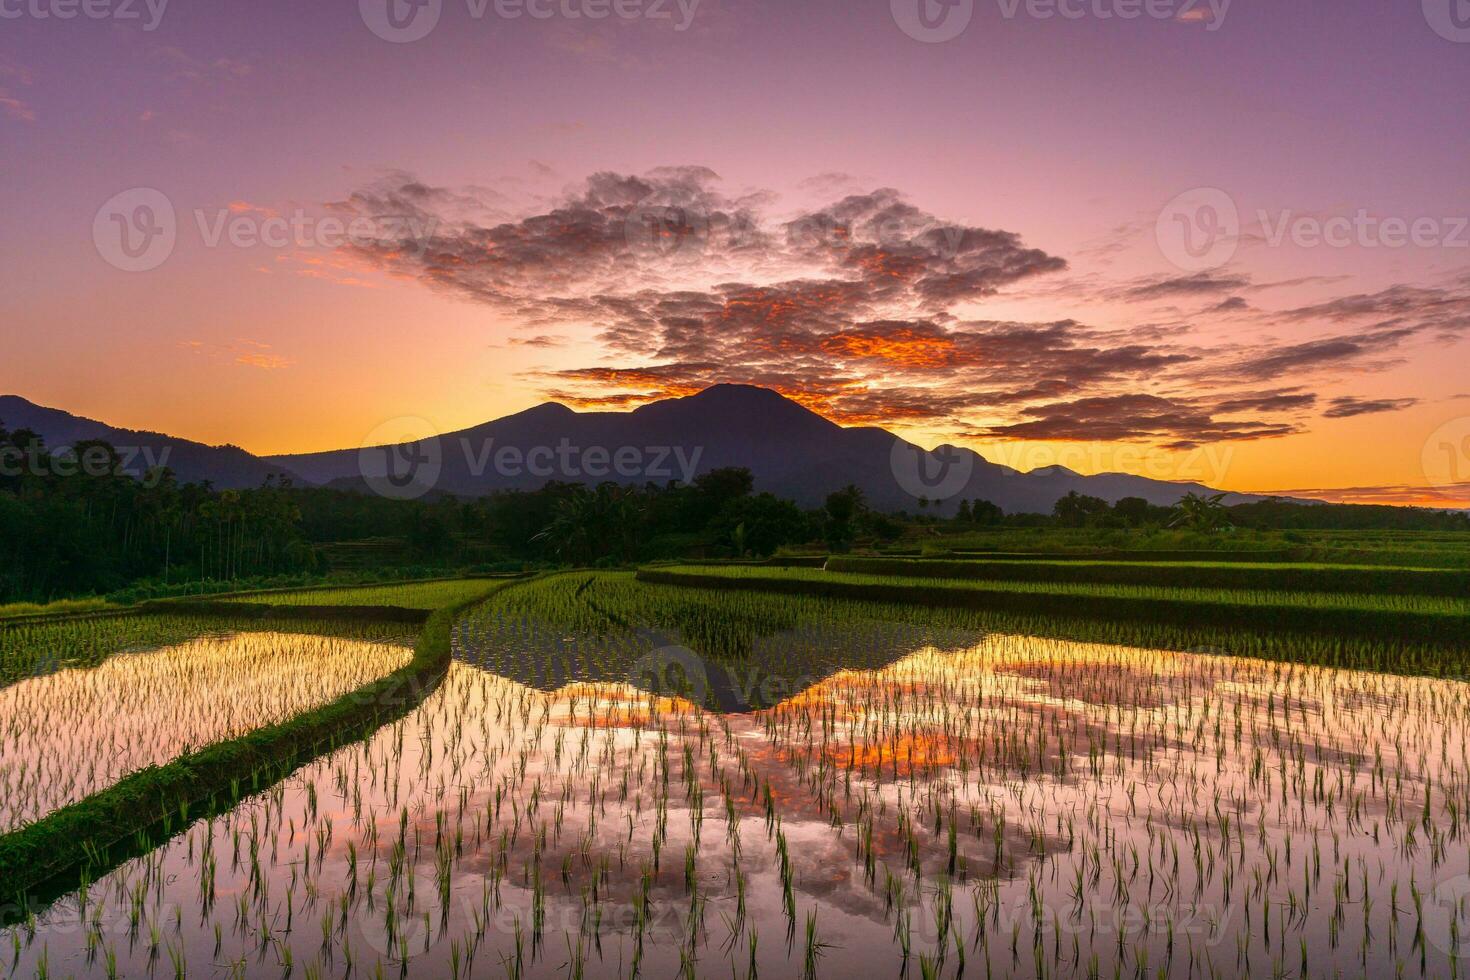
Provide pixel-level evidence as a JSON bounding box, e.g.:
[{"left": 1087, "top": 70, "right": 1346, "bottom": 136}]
[{"left": 217, "top": 577, "right": 516, "bottom": 609}]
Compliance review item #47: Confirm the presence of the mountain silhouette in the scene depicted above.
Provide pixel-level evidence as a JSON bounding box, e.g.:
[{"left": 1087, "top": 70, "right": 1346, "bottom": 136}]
[
  {"left": 268, "top": 384, "right": 1262, "bottom": 513},
  {"left": 2, "top": 387, "right": 1263, "bottom": 512},
  {"left": 0, "top": 395, "right": 300, "bottom": 489}
]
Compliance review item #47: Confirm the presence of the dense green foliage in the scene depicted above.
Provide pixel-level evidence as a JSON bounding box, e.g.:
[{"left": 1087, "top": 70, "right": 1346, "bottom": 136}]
[{"left": 828, "top": 556, "right": 1470, "bottom": 596}]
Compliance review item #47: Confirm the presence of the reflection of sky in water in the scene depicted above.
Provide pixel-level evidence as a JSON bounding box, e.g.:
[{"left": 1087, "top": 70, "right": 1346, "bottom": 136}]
[
  {"left": 8, "top": 625, "right": 1470, "bottom": 979},
  {"left": 0, "top": 631, "right": 411, "bottom": 831}
]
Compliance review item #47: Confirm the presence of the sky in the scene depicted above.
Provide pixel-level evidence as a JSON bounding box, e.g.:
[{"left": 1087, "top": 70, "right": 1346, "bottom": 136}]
[{"left": 2, "top": 0, "right": 1469, "bottom": 506}]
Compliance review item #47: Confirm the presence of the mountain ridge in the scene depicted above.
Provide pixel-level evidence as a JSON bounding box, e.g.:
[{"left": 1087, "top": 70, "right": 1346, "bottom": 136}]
[
  {"left": 0, "top": 394, "right": 301, "bottom": 489},
  {"left": 3, "top": 386, "right": 1269, "bottom": 513}
]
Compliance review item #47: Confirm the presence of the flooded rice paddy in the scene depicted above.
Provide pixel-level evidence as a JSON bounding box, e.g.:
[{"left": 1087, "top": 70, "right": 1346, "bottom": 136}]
[
  {"left": 6, "top": 596, "right": 1470, "bottom": 979},
  {"left": 0, "top": 630, "right": 413, "bottom": 832}
]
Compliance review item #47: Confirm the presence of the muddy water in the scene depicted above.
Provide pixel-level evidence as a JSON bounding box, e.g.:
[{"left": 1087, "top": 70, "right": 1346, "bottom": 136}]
[{"left": 6, "top": 623, "right": 1470, "bottom": 978}]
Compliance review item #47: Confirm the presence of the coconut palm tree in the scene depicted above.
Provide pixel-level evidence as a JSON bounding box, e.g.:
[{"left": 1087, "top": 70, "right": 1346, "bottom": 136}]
[{"left": 1170, "top": 492, "right": 1231, "bottom": 533}]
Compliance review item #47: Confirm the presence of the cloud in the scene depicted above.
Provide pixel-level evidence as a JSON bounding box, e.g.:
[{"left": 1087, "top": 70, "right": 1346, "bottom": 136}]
[
  {"left": 322, "top": 166, "right": 1469, "bottom": 452},
  {"left": 181, "top": 339, "right": 294, "bottom": 370},
  {"left": 1207, "top": 296, "right": 1251, "bottom": 313},
  {"left": 1231, "top": 326, "right": 1419, "bottom": 380},
  {"left": 1215, "top": 392, "right": 1318, "bottom": 413},
  {"left": 0, "top": 56, "right": 35, "bottom": 123},
  {"left": 1277, "top": 284, "right": 1470, "bottom": 340},
  {"left": 1322, "top": 396, "right": 1419, "bottom": 419},
  {"left": 975, "top": 393, "right": 1301, "bottom": 450},
  {"left": 1122, "top": 271, "right": 1251, "bottom": 301},
  {"left": 1254, "top": 483, "right": 1470, "bottom": 508},
  {"left": 0, "top": 93, "right": 34, "bottom": 122}
]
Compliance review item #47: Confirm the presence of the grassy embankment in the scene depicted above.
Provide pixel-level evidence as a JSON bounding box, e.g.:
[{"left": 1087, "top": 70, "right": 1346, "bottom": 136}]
[{"left": 827, "top": 555, "right": 1470, "bottom": 596}]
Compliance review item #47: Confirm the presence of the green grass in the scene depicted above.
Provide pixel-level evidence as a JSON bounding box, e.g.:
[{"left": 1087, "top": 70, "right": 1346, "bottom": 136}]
[
  {"left": 483, "top": 570, "right": 1470, "bottom": 681},
  {"left": 638, "top": 565, "right": 1470, "bottom": 650},
  {"left": 902, "top": 527, "right": 1470, "bottom": 568},
  {"left": 216, "top": 578, "right": 515, "bottom": 609},
  {"left": 657, "top": 564, "right": 1470, "bottom": 614},
  {"left": 0, "top": 598, "right": 117, "bottom": 620},
  {"left": 828, "top": 556, "right": 1470, "bottom": 597}
]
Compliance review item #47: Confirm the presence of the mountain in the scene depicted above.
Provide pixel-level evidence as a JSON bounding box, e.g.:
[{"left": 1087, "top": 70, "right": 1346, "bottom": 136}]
[
  {"left": 267, "top": 385, "right": 1264, "bottom": 513},
  {"left": 0, "top": 395, "right": 300, "bottom": 489},
  {"left": 2, "top": 386, "right": 1265, "bottom": 512}
]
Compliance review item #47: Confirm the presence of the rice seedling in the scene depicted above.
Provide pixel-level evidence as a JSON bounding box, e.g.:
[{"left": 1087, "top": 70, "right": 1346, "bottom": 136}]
[
  {"left": 221, "top": 579, "right": 513, "bottom": 610},
  {"left": 0, "top": 630, "right": 413, "bottom": 831},
  {"left": 3, "top": 570, "right": 1469, "bottom": 978}
]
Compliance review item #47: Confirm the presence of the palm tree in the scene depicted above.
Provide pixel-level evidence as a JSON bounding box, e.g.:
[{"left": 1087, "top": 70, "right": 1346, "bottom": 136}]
[
  {"left": 534, "top": 484, "right": 645, "bottom": 564},
  {"left": 1170, "top": 492, "right": 1231, "bottom": 533}
]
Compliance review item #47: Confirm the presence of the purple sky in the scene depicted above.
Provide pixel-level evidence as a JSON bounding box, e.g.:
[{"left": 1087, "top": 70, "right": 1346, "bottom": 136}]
[{"left": 2, "top": 0, "right": 1469, "bottom": 503}]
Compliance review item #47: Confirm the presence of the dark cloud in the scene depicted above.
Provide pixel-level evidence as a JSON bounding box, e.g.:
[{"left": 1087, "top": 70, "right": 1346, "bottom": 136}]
[
  {"left": 1207, "top": 296, "right": 1251, "bottom": 313},
  {"left": 976, "top": 393, "right": 1301, "bottom": 450},
  {"left": 1215, "top": 392, "right": 1318, "bottom": 413},
  {"left": 1123, "top": 271, "right": 1251, "bottom": 301},
  {"left": 1231, "top": 327, "right": 1419, "bottom": 380},
  {"left": 1322, "top": 396, "right": 1419, "bottom": 418}
]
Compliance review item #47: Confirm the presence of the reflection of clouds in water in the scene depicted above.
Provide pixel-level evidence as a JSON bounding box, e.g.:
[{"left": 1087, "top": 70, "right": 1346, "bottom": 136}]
[{"left": 12, "top": 625, "right": 1470, "bottom": 980}]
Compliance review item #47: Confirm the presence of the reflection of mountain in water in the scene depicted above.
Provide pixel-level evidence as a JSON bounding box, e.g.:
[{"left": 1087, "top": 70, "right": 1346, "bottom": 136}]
[{"left": 452, "top": 613, "right": 984, "bottom": 711}]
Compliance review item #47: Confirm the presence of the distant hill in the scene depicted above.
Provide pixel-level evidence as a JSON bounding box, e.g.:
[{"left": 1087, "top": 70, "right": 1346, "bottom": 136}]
[
  {"left": 2, "top": 386, "right": 1270, "bottom": 512},
  {"left": 267, "top": 385, "right": 1267, "bottom": 514},
  {"left": 0, "top": 395, "right": 301, "bottom": 489}
]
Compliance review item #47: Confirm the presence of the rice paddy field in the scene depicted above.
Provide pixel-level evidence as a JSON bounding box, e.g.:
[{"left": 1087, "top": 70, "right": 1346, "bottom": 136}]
[
  {"left": 219, "top": 578, "right": 518, "bottom": 610},
  {"left": 0, "top": 630, "right": 413, "bottom": 832},
  {"left": 5, "top": 571, "right": 1470, "bottom": 978}
]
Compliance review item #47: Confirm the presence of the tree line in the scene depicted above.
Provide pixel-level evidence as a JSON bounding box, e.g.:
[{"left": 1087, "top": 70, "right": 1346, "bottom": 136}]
[{"left": 2, "top": 424, "right": 1465, "bottom": 602}]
